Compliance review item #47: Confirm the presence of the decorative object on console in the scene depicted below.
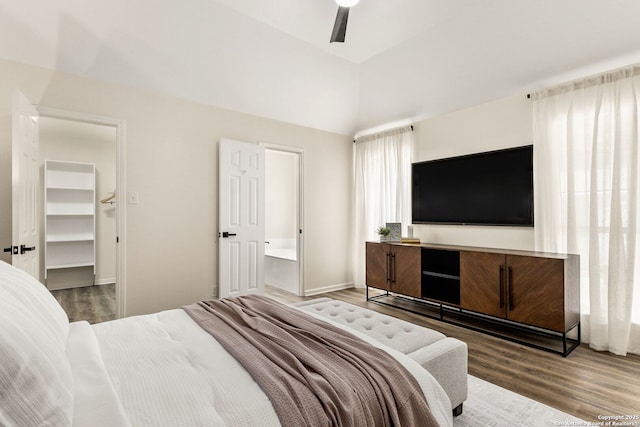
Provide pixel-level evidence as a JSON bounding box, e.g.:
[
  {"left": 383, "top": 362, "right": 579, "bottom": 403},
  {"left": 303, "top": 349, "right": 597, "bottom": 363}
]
[
  {"left": 376, "top": 226, "right": 391, "bottom": 241},
  {"left": 400, "top": 225, "right": 420, "bottom": 243},
  {"left": 401, "top": 237, "right": 421, "bottom": 244},
  {"left": 386, "top": 222, "right": 401, "bottom": 242}
]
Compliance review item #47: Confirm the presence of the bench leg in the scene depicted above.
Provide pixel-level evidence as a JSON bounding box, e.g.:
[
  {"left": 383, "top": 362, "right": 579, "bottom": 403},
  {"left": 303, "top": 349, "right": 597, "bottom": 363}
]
[{"left": 452, "top": 403, "right": 463, "bottom": 417}]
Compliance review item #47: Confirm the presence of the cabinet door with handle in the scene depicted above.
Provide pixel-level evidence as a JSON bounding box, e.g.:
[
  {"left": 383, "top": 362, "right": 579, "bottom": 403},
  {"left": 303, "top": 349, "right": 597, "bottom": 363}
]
[
  {"left": 366, "top": 242, "right": 390, "bottom": 291},
  {"left": 506, "top": 255, "right": 565, "bottom": 331},
  {"left": 460, "top": 251, "right": 506, "bottom": 318},
  {"left": 390, "top": 245, "right": 421, "bottom": 298}
]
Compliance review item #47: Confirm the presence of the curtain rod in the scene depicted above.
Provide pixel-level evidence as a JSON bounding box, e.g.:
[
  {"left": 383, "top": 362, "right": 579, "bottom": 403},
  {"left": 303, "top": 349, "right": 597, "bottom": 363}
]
[
  {"left": 353, "top": 125, "right": 413, "bottom": 143},
  {"left": 526, "top": 63, "right": 640, "bottom": 101}
]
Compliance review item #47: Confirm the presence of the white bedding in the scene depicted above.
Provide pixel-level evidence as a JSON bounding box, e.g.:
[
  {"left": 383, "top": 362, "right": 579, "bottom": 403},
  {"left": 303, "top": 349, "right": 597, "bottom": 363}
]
[
  {"left": 0, "top": 260, "right": 450, "bottom": 426},
  {"left": 86, "top": 309, "right": 280, "bottom": 427},
  {"left": 66, "top": 321, "right": 130, "bottom": 427},
  {"left": 80, "top": 306, "right": 452, "bottom": 427}
]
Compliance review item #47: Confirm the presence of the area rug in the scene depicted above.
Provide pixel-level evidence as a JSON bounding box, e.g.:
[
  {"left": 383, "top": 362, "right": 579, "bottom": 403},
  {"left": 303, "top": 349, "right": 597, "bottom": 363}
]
[{"left": 454, "top": 375, "right": 584, "bottom": 427}]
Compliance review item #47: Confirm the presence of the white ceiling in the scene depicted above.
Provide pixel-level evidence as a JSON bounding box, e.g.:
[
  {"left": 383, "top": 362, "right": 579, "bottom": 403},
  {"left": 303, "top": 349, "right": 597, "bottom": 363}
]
[
  {"left": 214, "top": 0, "right": 451, "bottom": 64},
  {"left": 2, "top": 0, "right": 640, "bottom": 136}
]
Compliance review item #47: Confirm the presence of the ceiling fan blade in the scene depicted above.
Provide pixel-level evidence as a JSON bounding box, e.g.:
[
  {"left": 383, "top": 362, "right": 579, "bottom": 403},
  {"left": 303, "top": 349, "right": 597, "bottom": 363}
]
[{"left": 330, "top": 6, "right": 349, "bottom": 43}]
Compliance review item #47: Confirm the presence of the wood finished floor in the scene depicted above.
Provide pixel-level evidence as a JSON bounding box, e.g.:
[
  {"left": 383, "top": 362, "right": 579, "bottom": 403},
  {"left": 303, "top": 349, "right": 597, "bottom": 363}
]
[
  {"left": 268, "top": 286, "right": 640, "bottom": 423},
  {"left": 51, "top": 284, "right": 116, "bottom": 324},
  {"left": 52, "top": 284, "right": 640, "bottom": 422}
]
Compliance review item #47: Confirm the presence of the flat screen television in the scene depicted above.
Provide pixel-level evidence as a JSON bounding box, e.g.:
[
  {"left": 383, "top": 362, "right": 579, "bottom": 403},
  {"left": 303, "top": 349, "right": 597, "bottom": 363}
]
[{"left": 411, "top": 145, "right": 534, "bottom": 226}]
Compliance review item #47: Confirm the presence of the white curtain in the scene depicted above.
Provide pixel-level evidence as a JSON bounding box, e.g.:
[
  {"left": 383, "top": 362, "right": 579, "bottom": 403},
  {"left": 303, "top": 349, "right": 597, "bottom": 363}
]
[
  {"left": 532, "top": 66, "right": 640, "bottom": 356},
  {"left": 353, "top": 126, "right": 414, "bottom": 288}
]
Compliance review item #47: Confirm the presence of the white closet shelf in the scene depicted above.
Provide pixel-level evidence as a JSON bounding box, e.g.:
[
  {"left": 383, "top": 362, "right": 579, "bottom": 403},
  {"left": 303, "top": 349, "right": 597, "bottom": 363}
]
[
  {"left": 46, "top": 262, "right": 95, "bottom": 270},
  {"left": 44, "top": 160, "right": 96, "bottom": 280},
  {"left": 47, "top": 211, "right": 95, "bottom": 218},
  {"left": 46, "top": 237, "right": 95, "bottom": 243},
  {"left": 47, "top": 187, "right": 93, "bottom": 193},
  {"left": 46, "top": 213, "right": 94, "bottom": 216}
]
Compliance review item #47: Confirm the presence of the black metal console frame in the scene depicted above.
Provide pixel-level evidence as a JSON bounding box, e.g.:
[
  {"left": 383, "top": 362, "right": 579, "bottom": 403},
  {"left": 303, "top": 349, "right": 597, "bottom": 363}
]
[{"left": 366, "top": 287, "right": 581, "bottom": 357}]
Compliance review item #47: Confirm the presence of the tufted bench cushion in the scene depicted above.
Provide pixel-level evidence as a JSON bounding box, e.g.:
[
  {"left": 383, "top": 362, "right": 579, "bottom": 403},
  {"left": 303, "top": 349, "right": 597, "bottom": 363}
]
[{"left": 293, "top": 297, "right": 468, "bottom": 414}]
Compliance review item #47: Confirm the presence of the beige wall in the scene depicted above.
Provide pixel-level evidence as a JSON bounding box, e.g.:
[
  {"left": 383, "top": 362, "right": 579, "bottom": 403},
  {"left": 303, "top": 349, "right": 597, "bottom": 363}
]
[
  {"left": 265, "top": 150, "right": 298, "bottom": 240},
  {"left": 0, "top": 59, "right": 353, "bottom": 316},
  {"left": 412, "top": 94, "right": 535, "bottom": 251}
]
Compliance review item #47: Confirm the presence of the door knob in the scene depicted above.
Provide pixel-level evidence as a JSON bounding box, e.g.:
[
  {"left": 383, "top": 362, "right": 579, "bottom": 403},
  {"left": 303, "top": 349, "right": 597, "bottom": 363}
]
[
  {"left": 20, "top": 244, "right": 35, "bottom": 254},
  {"left": 221, "top": 232, "right": 237, "bottom": 238},
  {"left": 3, "top": 246, "right": 18, "bottom": 255}
]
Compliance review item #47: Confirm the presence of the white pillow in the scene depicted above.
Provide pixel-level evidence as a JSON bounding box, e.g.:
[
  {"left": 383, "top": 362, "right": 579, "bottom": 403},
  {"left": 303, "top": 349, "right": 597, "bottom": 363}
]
[{"left": 0, "top": 261, "right": 74, "bottom": 426}]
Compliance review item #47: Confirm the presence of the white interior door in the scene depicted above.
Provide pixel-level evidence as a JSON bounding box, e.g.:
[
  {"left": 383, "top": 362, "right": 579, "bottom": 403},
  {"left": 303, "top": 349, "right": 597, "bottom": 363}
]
[
  {"left": 218, "top": 138, "right": 265, "bottom": 298},
  {"left": 11, "top": 90, "right": 40, "bottom": 278}
]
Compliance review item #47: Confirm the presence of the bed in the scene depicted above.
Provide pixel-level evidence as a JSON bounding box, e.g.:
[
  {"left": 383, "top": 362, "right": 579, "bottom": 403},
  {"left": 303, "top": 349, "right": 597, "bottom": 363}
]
[{"left": 0, "top": 260, "right": 453, "bottom": 426}]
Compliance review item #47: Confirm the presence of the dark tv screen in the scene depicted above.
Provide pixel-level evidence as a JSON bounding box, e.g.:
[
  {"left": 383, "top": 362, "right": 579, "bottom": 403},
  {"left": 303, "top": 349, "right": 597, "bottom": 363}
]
[{"left": 412, "top": 145, "right": 533, "bottom": 226}]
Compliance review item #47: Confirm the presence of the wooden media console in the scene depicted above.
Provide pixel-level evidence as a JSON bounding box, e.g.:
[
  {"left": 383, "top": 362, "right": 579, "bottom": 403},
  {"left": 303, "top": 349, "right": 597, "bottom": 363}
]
[{"left": 366, "top": 242, "right": 580, "bottom": 356}]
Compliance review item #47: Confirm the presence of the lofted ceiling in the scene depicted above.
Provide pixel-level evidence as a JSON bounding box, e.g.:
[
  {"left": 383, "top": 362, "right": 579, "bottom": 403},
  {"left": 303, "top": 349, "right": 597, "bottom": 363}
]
[
  {"left": 213, "top": 0, "right": 451, "bottom": 64},
  {"left": 2, "top": 0, "right": 640, "bottom": 136}
]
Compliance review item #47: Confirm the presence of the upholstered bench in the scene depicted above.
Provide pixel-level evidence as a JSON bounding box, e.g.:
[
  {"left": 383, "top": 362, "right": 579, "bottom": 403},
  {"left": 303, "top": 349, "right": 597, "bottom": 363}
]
[{"left": 293, "top": 297, "right": 468, "bottom": 416}]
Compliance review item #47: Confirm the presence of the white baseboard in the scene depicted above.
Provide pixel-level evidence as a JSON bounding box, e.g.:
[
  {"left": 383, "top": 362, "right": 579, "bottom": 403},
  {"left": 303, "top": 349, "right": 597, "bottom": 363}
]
[
  {"left": 95, "top": 277, "right": 116, "bottom": 286},
  {"left": 303, "top": 282, "right": 354, "bottom": 297}
]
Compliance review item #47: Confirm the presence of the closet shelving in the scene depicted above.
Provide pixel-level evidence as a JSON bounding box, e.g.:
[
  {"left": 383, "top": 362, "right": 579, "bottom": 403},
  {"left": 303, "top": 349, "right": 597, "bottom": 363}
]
[{"left": 44, "top": 160, "right": 96, "bottom": 280}]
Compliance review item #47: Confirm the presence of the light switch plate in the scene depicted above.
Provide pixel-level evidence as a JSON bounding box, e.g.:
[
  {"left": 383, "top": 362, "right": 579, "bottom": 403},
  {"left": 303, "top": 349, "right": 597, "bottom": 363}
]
[{"left": 127, "top": 191, "right": 139, "bottom": 205}]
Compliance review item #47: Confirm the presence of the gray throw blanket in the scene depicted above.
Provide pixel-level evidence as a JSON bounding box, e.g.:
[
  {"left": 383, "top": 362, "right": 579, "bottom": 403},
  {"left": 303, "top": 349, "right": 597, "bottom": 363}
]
[{"left": 182, "top": 295, "right": 440, "bottom": 427}]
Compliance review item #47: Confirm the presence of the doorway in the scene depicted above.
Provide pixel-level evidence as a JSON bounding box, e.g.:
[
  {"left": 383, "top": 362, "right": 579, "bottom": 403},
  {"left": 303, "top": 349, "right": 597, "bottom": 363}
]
[
  {"left": 263, "top": 144, "right": 303, "bottom": 296},
  {"left": 39, "top": 117, "right": 116, "bottom": 322},
  {"left": 37, "top": 107, "right": 126, "bottom": 320}
]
